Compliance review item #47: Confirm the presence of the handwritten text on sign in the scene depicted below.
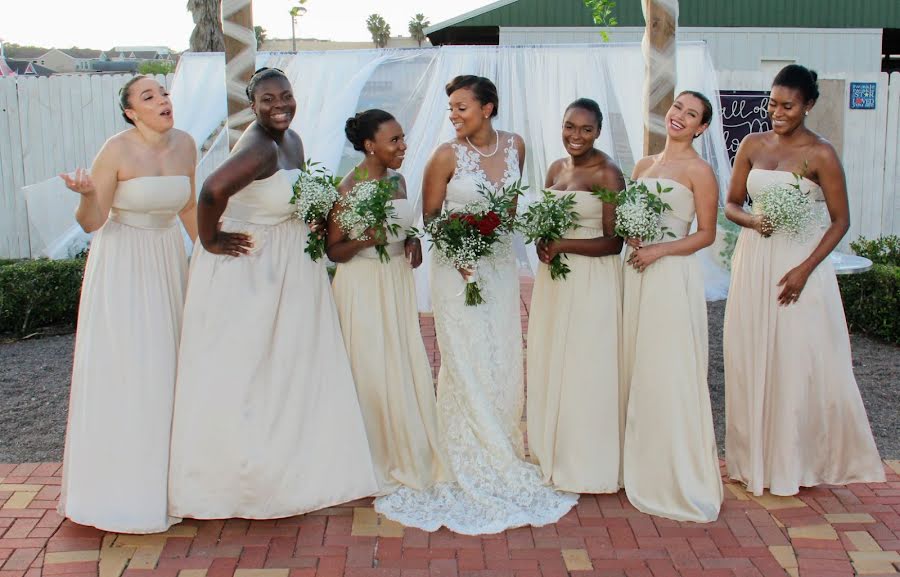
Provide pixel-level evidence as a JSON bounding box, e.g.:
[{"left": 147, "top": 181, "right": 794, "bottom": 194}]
[{"left": 719, "top": 91, "right": 771, "bottom": 165}]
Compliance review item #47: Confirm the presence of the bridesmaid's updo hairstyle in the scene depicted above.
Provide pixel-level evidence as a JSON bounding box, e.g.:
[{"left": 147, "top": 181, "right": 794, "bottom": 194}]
[
  {"left": 677, "top": 90, "right": 714, "bottom": 134},
  {"left": 565, "top": 98, "right": 604, "bottom": 130},
  {"left": 345, "top": 109, "right": 395, "bottom": 152},
  {"left": 445, "top": 75, "right": 499, "bottom": 118},
  {"left": 245, "top": 67, "right": 288, "bottom": 103},
  {"left": 773, "top": 64, "right": 819, "bottom": 103},
  {"left": 118, "top": 75, "right": 148, "bottom": 126}
]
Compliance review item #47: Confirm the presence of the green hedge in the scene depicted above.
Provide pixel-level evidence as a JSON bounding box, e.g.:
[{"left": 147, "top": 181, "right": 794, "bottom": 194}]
[
  {"left": 838, "top": 264, "right": 899, "bottom": 344},
  {"left": 0, "top": 258, "right": 85, "bottom": 336},
  {"left": 837, "top": 236, "right": 900, "bottom": 345},
  {"left": 849, "top": 235, "right": 900, "bottom": 267}
]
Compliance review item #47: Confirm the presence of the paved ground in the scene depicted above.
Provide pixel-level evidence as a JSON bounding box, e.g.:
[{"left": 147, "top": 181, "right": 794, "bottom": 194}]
[{"left": 1, "top": 461, "right": 900, "bottom": 577}]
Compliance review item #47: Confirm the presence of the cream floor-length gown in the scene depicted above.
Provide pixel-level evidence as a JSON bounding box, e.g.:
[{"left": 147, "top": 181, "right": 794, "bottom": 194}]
[
  {"left": 332, "top": 198, "right": 446, "bottom": 495},
  {"left": 60, "top": 176, "right": 190, "bottom": 533},
  {"left": 621, "top": 178, "right": 723, "bottom": 523},
  {"left": 527, "top": 190, "right": 622, "bottom": 494},
  {"left": 168, "top": 169, "right": 378, "bottom": 519},
  {"left": 724, "top": 169, "right": 884, "bottom": 496}
]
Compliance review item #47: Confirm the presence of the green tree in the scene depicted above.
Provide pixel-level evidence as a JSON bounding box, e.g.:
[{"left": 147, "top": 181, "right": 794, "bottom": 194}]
[
  {"left": 583, "top": 0, "right": 617, "bottom": 41},
  {"left": 254, "top": 25, "right": 267, "bottom": 49},
  {"left": 186, "top": 0, "right": 225, "bottom": 52},
  {"left": 366, "top": 13, "right": 391, "bottom": 49},
  {"left": 138, "top": 60, "right": 175, "bottom": 75},
  {"left": 408, "top": 13, "right": 430, "bottom": 47}
]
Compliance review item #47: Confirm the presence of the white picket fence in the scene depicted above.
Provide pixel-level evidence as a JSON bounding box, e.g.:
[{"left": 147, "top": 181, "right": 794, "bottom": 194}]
[
  {"left": 0, "top": 74, "right": 173, "bottom": 258},
  {"left": 718, "top": 70, "right": 900, "bottom": 247},
  {"left": 1, "top": 70, "right": 898, "bottom": 258}
]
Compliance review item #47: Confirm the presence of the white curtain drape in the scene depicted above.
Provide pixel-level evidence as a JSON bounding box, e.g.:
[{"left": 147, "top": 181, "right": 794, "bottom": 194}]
[{"left": 33, "top": 43, "right": 732, "bottom": 302}]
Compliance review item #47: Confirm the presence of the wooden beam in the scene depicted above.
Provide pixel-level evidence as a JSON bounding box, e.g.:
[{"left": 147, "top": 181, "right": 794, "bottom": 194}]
[
  {"left": 642, "top": 0, "right": 677, "bottom": 155},
  {"left": 221, "top": 0, "right": 256, "bottom": 148}
]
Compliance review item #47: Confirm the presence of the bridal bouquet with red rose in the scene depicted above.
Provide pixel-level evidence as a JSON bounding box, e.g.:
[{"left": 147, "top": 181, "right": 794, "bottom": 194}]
[{"left": 425, "top": 181, "right": 523, "bottom": 306}]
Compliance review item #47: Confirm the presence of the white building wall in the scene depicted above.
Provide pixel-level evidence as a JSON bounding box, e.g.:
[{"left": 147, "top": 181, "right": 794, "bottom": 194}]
[{"left": 500, "top": 27, "right": 883, "bottom": 74}]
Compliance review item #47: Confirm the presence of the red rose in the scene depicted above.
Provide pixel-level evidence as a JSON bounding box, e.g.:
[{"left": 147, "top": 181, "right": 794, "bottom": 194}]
[
  {"left": 476, "top": 211, "right": 501, "bottom": 236},
  {"left": 462, "top": 214, "right": 478, "bottom": 227}
]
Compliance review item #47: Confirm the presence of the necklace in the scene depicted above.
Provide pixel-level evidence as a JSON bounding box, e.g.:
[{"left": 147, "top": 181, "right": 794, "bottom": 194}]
[{"left": 465, "top": 130, "right": 500, "bottom": 158}]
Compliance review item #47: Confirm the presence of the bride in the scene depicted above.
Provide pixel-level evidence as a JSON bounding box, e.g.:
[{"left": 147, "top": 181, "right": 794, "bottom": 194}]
[{"left": 374, "top": 75, "right": 577, "bottom": 535}]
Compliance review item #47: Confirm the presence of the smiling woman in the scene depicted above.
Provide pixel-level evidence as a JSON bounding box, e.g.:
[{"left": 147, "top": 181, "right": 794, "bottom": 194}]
[{"left": 167, "top": 67, "right": 379, "bottom": 520}]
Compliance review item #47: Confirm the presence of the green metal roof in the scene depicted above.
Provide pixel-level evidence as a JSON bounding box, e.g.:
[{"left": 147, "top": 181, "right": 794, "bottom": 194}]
[{"left": 429, "top": 0, "right": 900, "bottom": 31}]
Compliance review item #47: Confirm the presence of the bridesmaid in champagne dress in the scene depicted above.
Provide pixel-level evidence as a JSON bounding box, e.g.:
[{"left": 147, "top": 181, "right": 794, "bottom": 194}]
[
  {"left": 621, "top": 91, "right": 723, "bottom": 523},
  {"left": 168, "top": 69, "right": 377, "bottom": 519},
  {"left": 58, "top": 76, "right": 197, "bottom": 533},
  {"left": 526, "top": 98, "right": 625, "bottom": 494},
  {"left": 328, "top": 109, "right": 445, "bottom": 495},
  {"left": 724, "top": 64, "right": 884, "bottom": 496}
]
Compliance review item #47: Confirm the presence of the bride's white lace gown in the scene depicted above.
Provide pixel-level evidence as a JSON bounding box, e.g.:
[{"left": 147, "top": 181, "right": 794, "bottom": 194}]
[{"left": 374, "top": 134, "right": 578, "bottom": 535}]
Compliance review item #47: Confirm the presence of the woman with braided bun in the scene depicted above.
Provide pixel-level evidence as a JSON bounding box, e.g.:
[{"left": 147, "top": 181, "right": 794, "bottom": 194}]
[
  {"left": 168, "top": 68, "right": 377, "bottom": 519},
  {"left": 328, "top": 109, "right": 446, "bottom": 496}
]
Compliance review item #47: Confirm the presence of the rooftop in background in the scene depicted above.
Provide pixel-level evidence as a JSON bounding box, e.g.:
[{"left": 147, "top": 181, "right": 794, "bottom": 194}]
[
  {"left": 427, "top": 0, "right": 900, "bottom": 35},
  {"left": 109, "top": 46, "right": 173, "bottom": 55}
]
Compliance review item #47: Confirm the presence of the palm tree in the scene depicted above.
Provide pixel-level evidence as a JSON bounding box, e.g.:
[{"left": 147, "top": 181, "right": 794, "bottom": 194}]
[
  {"left": 186, "top": 0, "right": 225, "bottom": 52},
  {"left": 290, "top": 0, "right": 309, "bottom": 52},
  {"left": 254, "top": 26, "right": 267, "bottom": 49},
  {"left": 408, "top": 13, "right": 430, "bottom": 47},
  {"left": 366, "top": 14, "right": 391, "bottom": 49}
]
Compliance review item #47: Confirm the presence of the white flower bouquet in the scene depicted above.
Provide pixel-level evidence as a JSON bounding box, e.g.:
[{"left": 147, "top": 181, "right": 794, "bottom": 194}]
[
  {"left": 752, "top": 175, "right": 815, "bottom": 239},
  {"left": 334, "top": 174, "right": 402, "bottom": 263},
  {"left": 593, "top": 179, "right": 674, "bottom": 242},
  {"left": 519, "top": 190, "right": 580, "bottom": 280},
  {"left": 291, "top": 161, "right": 340, "bottom": 261}
]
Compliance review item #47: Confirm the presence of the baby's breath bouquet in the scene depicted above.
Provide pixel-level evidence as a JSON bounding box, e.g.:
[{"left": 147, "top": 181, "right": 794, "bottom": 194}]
[
  {"left": 752, "top": 175, "right": 815, "bottom": 240},
  {"left": 593, "top": 179, "right": 673, "bottom": 241},
  {"left": 291, "top": 161, "right": 340, "bottom": 261},
  {"left": 519, "top": 190, "right": 580, "bottom": 280},
  {"left": 334, "top": 173, "right": 402, "bottom": 263},
  {"left": 426, "top": 180, "right": 524, "bottom": 305}
]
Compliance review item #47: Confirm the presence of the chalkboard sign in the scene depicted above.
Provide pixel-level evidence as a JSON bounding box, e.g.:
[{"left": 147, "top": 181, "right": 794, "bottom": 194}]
[{"left": 719, "top": 91, "right": 771, "bottom": 165}]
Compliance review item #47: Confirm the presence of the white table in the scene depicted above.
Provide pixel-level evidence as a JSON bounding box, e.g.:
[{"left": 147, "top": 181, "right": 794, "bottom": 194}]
[{"left": 831, "top": 251, "right": 873, "bottom": 275}]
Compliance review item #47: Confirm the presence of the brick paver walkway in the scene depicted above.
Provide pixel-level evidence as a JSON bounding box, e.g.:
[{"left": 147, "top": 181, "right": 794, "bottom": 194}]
[{"left": 3, "top": 280, "right": 899, "bottom": 577}]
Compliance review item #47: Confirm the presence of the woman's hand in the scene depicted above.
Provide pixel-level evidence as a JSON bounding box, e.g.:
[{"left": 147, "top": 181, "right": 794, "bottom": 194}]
[
  {"left": 405, "top": 237, "right": 423, "bottom": 268},
  {"left": 751, "top": 214, "right": 774, "bottom": 238},
  {"left": 204, "top": 223, "right": 254, "bottom": 257},
  {"left": 60, "top": 168, "right": 96, "bottom": 196},
  {"left": 308, "top": 218, "right": 327, "bottom": 240},
  {"left": 626, "top": 243, "right": 663, "bottom": 273},
  {"left": 625, "top": 237, "right": 643, "bottom": 250},
  {"left": 536, "top": 239, "right": 560, "bottom": 265},
  {"left": 776, "top": 264, "right": 811, "bottom": 306}
]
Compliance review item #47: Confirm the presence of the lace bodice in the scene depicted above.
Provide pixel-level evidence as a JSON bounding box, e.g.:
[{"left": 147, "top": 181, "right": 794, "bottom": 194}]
[{"left": 445, "top": 134, "right": 520, "bottom": 210}]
